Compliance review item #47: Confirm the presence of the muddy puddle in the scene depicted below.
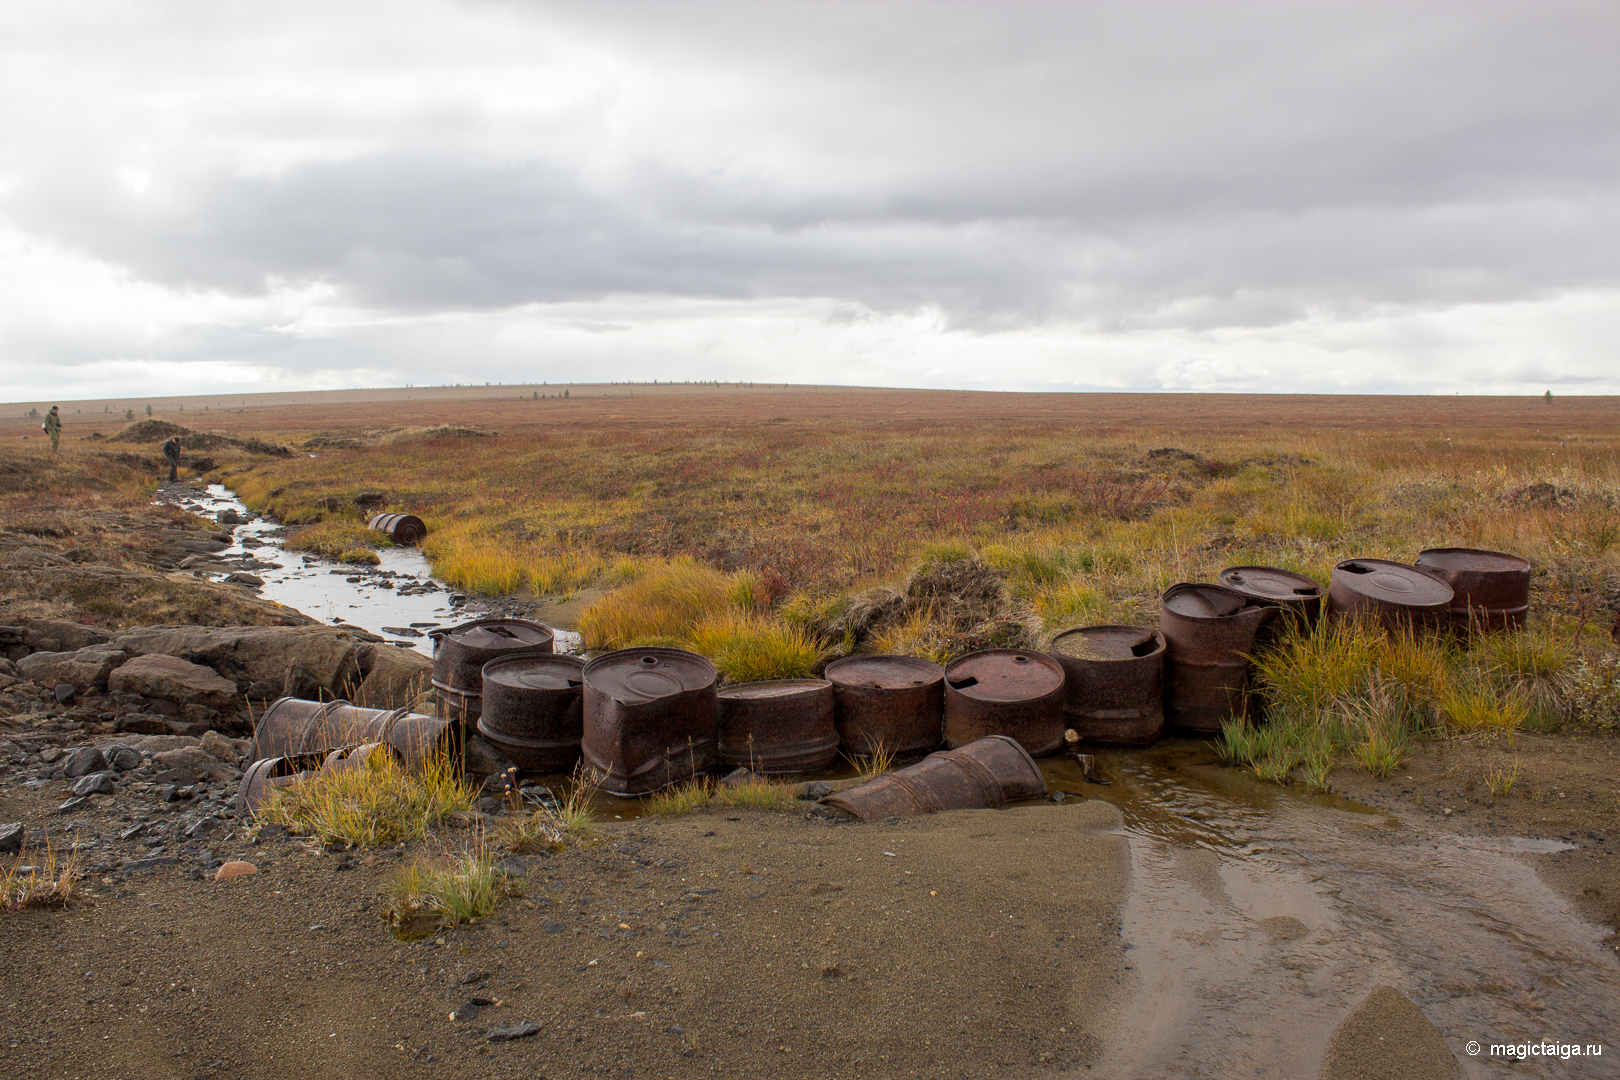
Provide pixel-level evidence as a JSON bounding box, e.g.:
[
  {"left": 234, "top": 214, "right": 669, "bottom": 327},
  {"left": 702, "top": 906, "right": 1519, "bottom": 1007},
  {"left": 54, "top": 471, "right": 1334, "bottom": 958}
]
[{"left": 168, "top": 484, "right": 582, "bottom": 658}]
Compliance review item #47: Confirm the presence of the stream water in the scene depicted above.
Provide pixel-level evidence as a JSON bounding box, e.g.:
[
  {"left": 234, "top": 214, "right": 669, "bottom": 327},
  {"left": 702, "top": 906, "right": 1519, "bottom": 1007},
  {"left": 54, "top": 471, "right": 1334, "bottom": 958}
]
[{"left": 167, "top": 484, "right": 1620, "bottom": 1074}]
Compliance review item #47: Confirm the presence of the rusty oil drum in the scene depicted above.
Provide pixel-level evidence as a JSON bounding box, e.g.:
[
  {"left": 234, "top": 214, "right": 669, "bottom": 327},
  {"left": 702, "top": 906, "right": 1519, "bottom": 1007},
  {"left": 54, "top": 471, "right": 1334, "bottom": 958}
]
[
  {"left": 1048, "top": 625, "right": 1165, "bottom": 746},
  {"left": 716, "top": 678, "right": 839, "bottom": 775},
  {"left": 475, "top": 653, "right": 586, "bottom": 772},
  {"left": 942, "top": 649, "right": 1066, "bottom": 756},
  {"left": 367, "top": 513, "right": 428, "bottom": 545},
  {"left": 1414, "top": 548, "right": 1531, "bottom": 633},
  {"left": 1328, "top": 558, "right": 1454, "bottom": 633},
  {"left": 581, "top": 647, "right": 718, "bottom": 796},
  {"left": 823, "top": 655, "right": 945, "bottom": 758},
  {"left": 249, "top": 697, "right": 456, "bottom": 766},
  {"left": 430, "top": 618, "right": 555, "bottom": 725},
  {"left": 1217, "top": 565, "right": 1324, "bottom": 647},
  {"left": 1159, "top": 583, "right": 1267, "bottom": 734},
  {"left": 822, "top": 734, "right": 1047, "bottom": 822}
]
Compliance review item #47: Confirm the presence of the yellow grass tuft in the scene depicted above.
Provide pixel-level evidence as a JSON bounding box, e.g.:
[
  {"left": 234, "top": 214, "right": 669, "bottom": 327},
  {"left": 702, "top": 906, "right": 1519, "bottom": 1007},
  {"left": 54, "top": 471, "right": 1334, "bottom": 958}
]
[
  {"left": 386, "top": 849, "right": 513, "bottom": 940},
  {"left": 578, "top": 559, "right": 731, "bottom": 650},
  {"left": 258, "top": 752, "right": 475, "bottom": 848},
  {"left": 2, "top": 840, "right": 81, "bottom": 914},
  {"left": 687, "top": 610, "right": 822, "bottom": 682}
]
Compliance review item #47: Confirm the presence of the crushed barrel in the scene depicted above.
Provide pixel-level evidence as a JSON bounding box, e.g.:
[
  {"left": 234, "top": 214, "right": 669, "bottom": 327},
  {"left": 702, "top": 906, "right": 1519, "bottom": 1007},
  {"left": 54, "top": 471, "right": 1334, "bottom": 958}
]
[
  {"left": 1414, "top": 548, "right": 1531, "bottom": 633},
  {"left": 1049, "top": 625, "right": 1165, "bottom": 746},
  {"left": 1217, "top": 565, "right": 1324, "bottom": 647},
  {"left": 430, "top": 618, "right": 555, "bottom": 725},
  {"left": 943, "top": 649, "right": 1067, "bottom": 756},
  {"left": 822, "top": 735, "right": 1047, "bottom": 822},
  {"left": 1159, "top": 583, "right": 1267, "bottom": 734},
  {"left": 249, "top": 697, "right": 456, "bottom": 766},
  {"left": 581, "top": 647, "right": 718, "bottom": 796},
  {"left": 1328, "top": 558, "right": 1453, "bottom": 633},
  {"left": 476, "top": 653, "right": 586, "bottom": 772},
  {"left": 824, "top": 655, "right": 945, "bottom": 758},
  {"left": 717, "top": 678, "right": 839, "bottom": 775},
  {"left": 367, "top": 512, "right": 428, "bottom": 545}
]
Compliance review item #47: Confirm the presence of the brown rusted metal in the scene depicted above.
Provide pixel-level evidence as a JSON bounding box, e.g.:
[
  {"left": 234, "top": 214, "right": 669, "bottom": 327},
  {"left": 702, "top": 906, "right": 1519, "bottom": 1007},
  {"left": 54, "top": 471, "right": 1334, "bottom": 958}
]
[
  {"left": 942, "top": 649, "right": 1066, "bottom": 756},
  {"left": 1217, "top": 565, "right": 1324, "bottom": 647},
  {"left": 821, "top": 734, "right": 1047, "bottom": 822},
  {"left": 250, "top": 697, "right": 457, "bottom": 766},
  {"left": 716, "top": 678, "right": 839, "bottom": 775},
  {"left": 317, "top": 741, "right": 398, "bottom": 777},
  {"left": 1414, "top": 548, "right": 1531, "bottom": 633},
  {"left": 1328, "top": 558, "right": 1453, "bottom": 633},
  {"left": 367, "top": 512, "right": 428, "bottom": 545},
  {"left": 430, "top": 618, "right": 554, "bottom": 724},
  {"left": 581, "top": 648, "right": 718, "bottom": 796},
  {"left": 1049, "top": 625, "right": 1165, "bottom": 746},
  {"left": 824, "top": 655, "right": 945, "bottom": 758},
  {"left": 1159, "top": 583, "right": 1268, "bottom": 734},
  {"left": 475, "top": 653, "right": 586, "bottom": 773}
]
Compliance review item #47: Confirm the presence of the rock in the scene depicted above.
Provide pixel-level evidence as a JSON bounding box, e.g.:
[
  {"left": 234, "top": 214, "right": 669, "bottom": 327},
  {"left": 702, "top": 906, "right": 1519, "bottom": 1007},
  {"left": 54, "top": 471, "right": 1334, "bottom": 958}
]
[
  {"left": 462, "top": 734, "right": 518, "bottom": 782},
  {"left": 217, "top": 509, "right": 245, "bottom": 525},
  {"left": 112, "top": 733, "right": 201, "bottom": 754},
  {"left": 57, "top": 796, "right": 91, "bottom": 813},
  {"left": 39, "top": 746, "right": 64, "bottom": 764},
  {"left": 352, "top": 642, "right": 433, "bottom": 709},
  {"left": 223, "top": 573, "right": 264, "bottom": 587},
  {"left": 380, "top": 626, "right": 423, "bottom": 638},
  {"left": 0, "top": 822, "right": 23, "bottom": 853},
  {"left": 72, "top": 771, "right": 118, "bottom": 796},
  {"left": 122, "top": 855, "right": 179, "bottom": 873},
  {"left": 214, "top": 860, "right": 257, "bottom": 881},
  {"left": 16, "top": 645, "right": 128, "bottom": 693},
  {"left": 112, "top": 625, "right": 364, "bottom": 701},
  {"left": 798, "top": 780, "right": 833, "bottom": 801},
  {"left": 719, "top": 767, "right": 756, "bottom": 788},
  {"left": 486, "top": 1021, "right": 540, "bottom": 1042},
  {"left": 109, "top": 655, "right": 239, "bottom": 711},
  {"left": 199, "top": 729, "right": 242, "bottom": 764},
  {"left": 0, "top": 657, "right": 17, "bottom": 678},
  {"left": 54, "top": 683, "right": 75, "bottom": 703},
  {"left": 152, "top": 747, "right": 238, "bottom": 783},
  {"left": 449, "top": 1000, "right": 482, "bottom": 1022},
  {"left": 0, "top": 618, "right": 114, "bottom": 658},
  {"left": 115, "top": 714, "right": 169, "bottom": 735},
  {"left": 184, "top": 816, "right": 222, "bottom": 839},
  {"left": 63, "top": 745, "right": 109, "bottom": 778},
  {"left": 105, "top": 745, "right": 143, "bottom": 772}
]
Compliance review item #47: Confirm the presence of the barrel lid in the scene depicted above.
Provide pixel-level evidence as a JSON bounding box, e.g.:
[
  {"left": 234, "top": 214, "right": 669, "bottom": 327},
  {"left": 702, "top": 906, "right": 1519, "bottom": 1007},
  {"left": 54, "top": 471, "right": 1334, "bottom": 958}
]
[
  {"left": 438, "top": 618, "right": 553, "bottom": 651},
  {"left": 1051, "top": 625, "right": 1163, "bottom": 661},
  {"left": 825, "top": 654, "right": 944, "bottom": 690},
  {"left": 584, "top": 648, "right": 716, "bottom": 704},
  {"left": 1333, "top": 559, "right": 1454, "bottom": 604},
  {"left": 482, "top": 653, "right": 585, "bottom": 692},
  {"left": 1161, "top": 583, "right": 1254, "bottom": 619},
  {"left": 1217, "top": 566, "right": 1323, "bottom": 600},
  {"left": 1415, "top": 548, "right": 1530, "bottom": 574},
  {"left": 945, "top": 650, "right": 1064, "bottom": 701},
  {"left": 718, "top": 678, "right": 832, "bottom": 701}
]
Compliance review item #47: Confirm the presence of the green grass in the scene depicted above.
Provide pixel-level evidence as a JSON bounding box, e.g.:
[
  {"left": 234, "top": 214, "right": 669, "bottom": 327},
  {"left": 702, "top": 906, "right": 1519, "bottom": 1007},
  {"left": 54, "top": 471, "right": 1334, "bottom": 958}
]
[{"left": 387, "top": 849, "right": 513, "bottom": 940}]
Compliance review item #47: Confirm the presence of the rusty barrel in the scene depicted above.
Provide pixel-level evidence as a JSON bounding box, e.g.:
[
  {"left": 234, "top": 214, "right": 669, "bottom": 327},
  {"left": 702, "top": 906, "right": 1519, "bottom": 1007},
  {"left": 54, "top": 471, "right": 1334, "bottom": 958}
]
[
  {"left": 581, "top": 647, "right": 718, "bottom": 796},
  {"left": 234, "top": 742, "right": 399, "bottom": 814},
  {"left": 943, "top": 649, "right": 1066, "bottom": 756},
  {"left": 250, "top": 697, "right": 456, "bottom": 766},
  {"left": 1217, "top": 565, "right": 1324, "bottom": 647},
  {"left": 717, "top": 678, "right": 839, "bottom": 775},
  {"left": 1328, "top": 558, "right": 1454, "bottom": 633},
  {"left": 367, "top": 512, "right": 428, "bottom": 545},
  {"left": 822, "top": 735, "right": 1047, "bottom": 822},
  {"left": 1159, "top": 583, "right": 1267, "bottom": 734},
  {"left": 430, "top": 618, "right": 554, "bottom": 724},
  {"left": 824, "top": 655, "right": 945, "bottom": 758},
  {"left": 1414, "top": 548, "right": 1531, "bottom": 633},
  {"left": 475, "top": 653, "right": 586, "bottom": 772},
  {"left": 1049, "top": 625, "right": 1165, "bottom": 746}
]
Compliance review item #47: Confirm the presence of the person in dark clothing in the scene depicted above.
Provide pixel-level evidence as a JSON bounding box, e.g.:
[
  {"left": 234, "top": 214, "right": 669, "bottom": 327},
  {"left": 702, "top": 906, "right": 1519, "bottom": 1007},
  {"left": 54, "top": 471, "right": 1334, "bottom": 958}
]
[{"left": 161, "top": 436, "right": 181, "bottom": 482}]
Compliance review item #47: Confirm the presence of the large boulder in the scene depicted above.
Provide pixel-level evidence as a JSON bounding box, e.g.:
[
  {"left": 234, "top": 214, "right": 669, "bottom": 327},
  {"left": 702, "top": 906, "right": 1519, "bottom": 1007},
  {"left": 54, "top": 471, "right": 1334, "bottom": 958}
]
[
  {"left": 0, "top": 618, "right": 115, "bottom": 660},
  {"left": 112, "top": 625, "right": 364, "bottom": 701},
  {"left": 109, "top": 654, "right": 239, "bottom": 711},
  {"left": 352, "top": 643, "right": 434, "bottom": 710},
  {"left": 17, "top": 645, "right": 127, "bottom": 692}
]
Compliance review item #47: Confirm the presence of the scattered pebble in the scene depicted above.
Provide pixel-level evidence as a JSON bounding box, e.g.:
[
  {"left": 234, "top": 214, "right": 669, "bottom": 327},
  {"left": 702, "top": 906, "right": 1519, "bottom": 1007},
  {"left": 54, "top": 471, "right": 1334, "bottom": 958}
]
[{"left": 214, "top": 860, "right": 258, "bottom": 881}]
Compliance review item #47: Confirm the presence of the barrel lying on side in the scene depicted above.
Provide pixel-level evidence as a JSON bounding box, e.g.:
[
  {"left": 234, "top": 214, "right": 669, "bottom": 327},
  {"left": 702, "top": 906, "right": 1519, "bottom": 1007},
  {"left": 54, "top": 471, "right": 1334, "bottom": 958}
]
[
  {"left": 824, "top": 655, "right": 945, "bottom": 758},
  {"left": 1413, "top": 548, "right": 1530, "bottom": 633},
  {"left": 1217, "top": 565, "right": 1324, "bottom": 648},
  {"left": 1049, "top": 625, "right": 1165, "bottom": 746},
  {"left": 822, "top": 735, "right": 1048, "bottom": 822},
  {"left": 717, "top": 678, "right": 839, "bottom": 774},
  {"left": 249, "top": 697, "right": 456, "bottom": 766},
  {"left": 1159, "top": 583, "right": 1267, "bottom": 734},
  {"left": 943, "top": 649, "right": 1066, "bottom": 756},
  {"left": 476, "top": 653, "right": 586, "bottom": 772},
  {"left": 367, "top": 513, "right": 428, "bottom": 546},
  {"left": 582, "top": 647, "right": 718, "bottom": 796},
  {"left": 1328, "top": 558, "right": 1453, "bottom": 633},
  {"left": 431, "top": 618, "right": 555, "bottom": 725}
]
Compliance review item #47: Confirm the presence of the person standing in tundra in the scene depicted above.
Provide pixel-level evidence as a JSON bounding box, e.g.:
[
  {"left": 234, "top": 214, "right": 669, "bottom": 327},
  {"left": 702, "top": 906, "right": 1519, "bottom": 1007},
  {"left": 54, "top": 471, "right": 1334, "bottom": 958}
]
[
  {"left": 162, "top": 435, "right": 181, "bottom": 482},
  {"left": 42, "top": 406, "right": 60, "bottom": 452}
]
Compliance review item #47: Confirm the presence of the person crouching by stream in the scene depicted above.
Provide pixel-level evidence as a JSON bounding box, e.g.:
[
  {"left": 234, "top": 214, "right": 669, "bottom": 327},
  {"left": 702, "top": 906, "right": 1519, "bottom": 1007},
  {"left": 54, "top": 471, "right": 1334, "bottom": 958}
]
[{"left": 162, "top": 435, "right": 181, "bottom": 482}]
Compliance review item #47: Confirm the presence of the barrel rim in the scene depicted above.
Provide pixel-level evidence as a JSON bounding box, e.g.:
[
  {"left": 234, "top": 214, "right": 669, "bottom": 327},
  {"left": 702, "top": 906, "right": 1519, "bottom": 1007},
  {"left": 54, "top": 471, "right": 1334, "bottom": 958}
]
[
  {"left": 1414, "top": 547, "right": 1532, "bottom": 573},
  {"left": 1049, "top": 624, "right": 1166, "bottom": 662},
  {"left": 1160, "top": 582, "right": 1260, "bottom": 621},
  {"left": 824, "top": 653, "right": 946, "bottom": 690},
  {"left": 480, "top": 651, "right": 585, "bottom": 689},
  {"left": 1217, "top": 564, "right": 1325, "bottom": 599},
  {"left": 717, "top": 677, "right": 834, "bottom": 701},
  {"left": 1331, "top": 557, "right": 1455, "bottom": 605},
  {"left": 944, "top": 647, "right": 1066, "bottom": 701},
  {"left": 429, "top": 616, "right": 555, "bottom": 647},
  {"left": 582, "top": 646, "right": 718, "bottom": 693}
]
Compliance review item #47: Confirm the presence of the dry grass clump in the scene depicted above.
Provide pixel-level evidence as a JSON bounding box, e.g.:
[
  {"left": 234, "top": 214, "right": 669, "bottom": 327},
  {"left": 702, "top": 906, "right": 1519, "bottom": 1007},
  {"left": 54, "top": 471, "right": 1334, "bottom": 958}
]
[
  {"left": 644, "top": 773, "right": 800, "bottom": 817},
  {"left": 687, "top": 611, "right": 821, "bottom": 682},
  {"left": 494, "top": 764, "right": 599, "bottom": 851},
  {"left": 387, "top": 849, "right": 513, "bottom": 940},
  {"left": 1, "top": 841, "right": 81, "bottom": 914},
  {"left": 578, "top": 559, "right": 730, "bottom": 650},
  {"left": 257, "top": 753, "right": 475, "bottom": 847},
  {"left": 283, "top": 520, "right": 385, "bottom": 565}
]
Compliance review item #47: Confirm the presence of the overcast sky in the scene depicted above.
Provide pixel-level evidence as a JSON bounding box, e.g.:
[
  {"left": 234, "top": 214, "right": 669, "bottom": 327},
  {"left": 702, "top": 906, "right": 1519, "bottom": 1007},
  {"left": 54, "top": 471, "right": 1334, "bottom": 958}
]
[{"left": 3, "top": 1, "right": 1617, "bottom": 401}]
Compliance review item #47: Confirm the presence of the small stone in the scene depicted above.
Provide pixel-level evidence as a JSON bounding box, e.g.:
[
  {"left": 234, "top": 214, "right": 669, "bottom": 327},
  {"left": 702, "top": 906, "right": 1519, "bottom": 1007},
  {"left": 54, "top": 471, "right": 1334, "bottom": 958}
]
[
  {"left": 1051, "top": 791, "right": 1067, "bottom": 804},
  {"left": 799, "top": 780, "right": 833, "bottom": 801},
  {"left": 184, "top": 816, "right": 221, "bottom": 839},
  {"left": 121, "top": 855, "right": 178, "bottom": 872},
  {"left": 719, "top": 767, "right": 755, "bottom": 788},
  {"left": 62, "top": 745, "right": 108, "bottom": 778},
  {"left": 0, "top": 822, "right": 23, "bottom": 853},
  {"left": 199, "top": 730, "right": 240, "bottom": 765},
  {"left": 38, "top": 747, "right": 65, "bottom": 764},
  {"left": 54, "top": 684, "right": 75, "bottom": 704},
  {"left": 214, "top": 860, "right": 257, "bottom": 881},
  {"left": 449, "top": 1000, "right": 482, "bottom": 1022},
  {"left": 57, "top": 796, "right": 91, "bottom": 813},
  {"left": 72, "top": 771, "right": 118, "bottom": 796},
  {"left": 460, "top": 970, "right": 491, "bottom": 985},
  {"left": 665, "top": 1024, "right": 684, "bottom": 1035},
  {"left": 486, "top": 1021, "right": 540, "bottom": 1042},
  {"left": 542, "top": 921, "right": 566, "bottom": 934},
  {"left": 106, "top": 745, "right": 143, "bottom": 772}
]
